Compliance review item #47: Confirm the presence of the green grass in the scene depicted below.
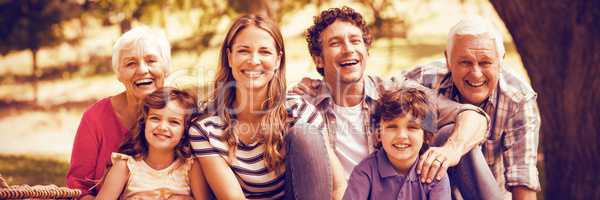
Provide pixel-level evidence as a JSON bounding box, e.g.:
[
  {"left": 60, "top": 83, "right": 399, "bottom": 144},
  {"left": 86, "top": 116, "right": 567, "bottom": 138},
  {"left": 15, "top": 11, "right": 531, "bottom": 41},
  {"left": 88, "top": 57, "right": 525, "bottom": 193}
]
[{"left": 0, "top": 154, "right": 68, "bottom": 186}]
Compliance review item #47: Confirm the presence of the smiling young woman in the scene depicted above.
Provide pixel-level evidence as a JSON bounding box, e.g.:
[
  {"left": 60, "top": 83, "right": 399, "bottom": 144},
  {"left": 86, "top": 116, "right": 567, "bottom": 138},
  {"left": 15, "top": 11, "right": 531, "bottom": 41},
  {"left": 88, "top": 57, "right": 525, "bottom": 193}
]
[{"left": 188, "top": 14, "right": 344, "bottom": 200}]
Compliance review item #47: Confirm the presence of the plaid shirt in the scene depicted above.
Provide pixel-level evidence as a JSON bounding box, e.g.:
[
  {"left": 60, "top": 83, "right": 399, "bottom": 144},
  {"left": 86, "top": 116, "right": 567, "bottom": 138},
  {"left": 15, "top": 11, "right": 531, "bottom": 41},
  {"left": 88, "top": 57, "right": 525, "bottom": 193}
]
[
  {"left": 404, "top": 61, "right": 541, "bottom": 193},
  {"left": 296, "top": 75, "right": 489, "bottom": 157}
]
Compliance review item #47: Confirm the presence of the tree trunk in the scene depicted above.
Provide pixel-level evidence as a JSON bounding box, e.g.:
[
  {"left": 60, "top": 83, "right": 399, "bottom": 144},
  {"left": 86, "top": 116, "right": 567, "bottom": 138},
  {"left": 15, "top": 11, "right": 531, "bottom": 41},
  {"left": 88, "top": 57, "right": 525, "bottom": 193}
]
[
  {"left": 490, "top": 1, "right": 600, "bottom": 199},
  {"left": 31, "top": 48, "right": 38, "bottom": 103}
]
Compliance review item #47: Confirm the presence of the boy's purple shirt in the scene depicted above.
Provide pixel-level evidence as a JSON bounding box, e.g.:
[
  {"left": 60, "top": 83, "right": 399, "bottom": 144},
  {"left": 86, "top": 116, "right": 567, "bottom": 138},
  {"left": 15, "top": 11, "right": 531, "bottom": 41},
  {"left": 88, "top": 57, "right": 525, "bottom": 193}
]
[{"left": 343, "top": 149, "right": 451, "bottom": 200}]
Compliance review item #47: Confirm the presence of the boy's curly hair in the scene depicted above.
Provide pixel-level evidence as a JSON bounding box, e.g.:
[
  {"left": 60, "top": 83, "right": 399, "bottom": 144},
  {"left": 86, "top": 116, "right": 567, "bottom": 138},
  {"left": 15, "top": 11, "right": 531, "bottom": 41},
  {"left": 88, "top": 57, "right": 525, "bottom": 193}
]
[{"left": 305, "top": 6, "right": 373, "bottom": 76}]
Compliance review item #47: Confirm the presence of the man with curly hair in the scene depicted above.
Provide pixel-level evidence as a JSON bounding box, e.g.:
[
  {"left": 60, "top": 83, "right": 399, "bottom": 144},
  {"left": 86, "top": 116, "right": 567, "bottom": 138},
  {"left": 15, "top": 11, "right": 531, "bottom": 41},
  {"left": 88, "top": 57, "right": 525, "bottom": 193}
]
[{"left": 294, "top": 6, "right": 502, "bottom": 199}]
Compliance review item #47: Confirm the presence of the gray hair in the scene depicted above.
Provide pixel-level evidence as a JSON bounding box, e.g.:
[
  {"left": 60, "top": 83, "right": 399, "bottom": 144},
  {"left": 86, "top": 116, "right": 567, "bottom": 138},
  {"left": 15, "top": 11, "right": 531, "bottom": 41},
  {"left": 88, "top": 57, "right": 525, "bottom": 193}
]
[
  {"left": 111, "top": 26, "right": 171, "bottom": 74},
  {"left": 446, "top": 17, "right": 505, "bottom": 62}
]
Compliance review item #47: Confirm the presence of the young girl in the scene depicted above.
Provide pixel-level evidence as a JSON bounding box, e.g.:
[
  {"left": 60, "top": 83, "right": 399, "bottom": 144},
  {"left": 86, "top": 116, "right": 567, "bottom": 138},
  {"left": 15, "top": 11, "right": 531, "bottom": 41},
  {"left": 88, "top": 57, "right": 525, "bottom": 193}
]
[
  {"left": 188, "top": 14, "right": 345, "bottom": 199},
  {"left": 96, "top": 87, "right": 209, "bottom": 200}
]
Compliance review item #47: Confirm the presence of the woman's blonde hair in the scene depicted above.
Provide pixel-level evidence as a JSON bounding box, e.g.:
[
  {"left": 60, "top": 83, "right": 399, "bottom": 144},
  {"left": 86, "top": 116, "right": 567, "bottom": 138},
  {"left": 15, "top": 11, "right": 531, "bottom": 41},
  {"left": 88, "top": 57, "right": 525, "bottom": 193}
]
[{"left": 208, "top": 14, "right": 287, "bottom": 173}]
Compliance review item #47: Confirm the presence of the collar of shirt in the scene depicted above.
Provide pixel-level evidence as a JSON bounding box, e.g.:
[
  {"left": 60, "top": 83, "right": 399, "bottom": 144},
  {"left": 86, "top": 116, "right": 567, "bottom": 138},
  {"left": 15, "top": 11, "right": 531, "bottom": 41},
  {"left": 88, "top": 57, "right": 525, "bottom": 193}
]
[
  {"left": 311, "top": 75, "right": 382, "bottom": 154},
  {"left": 376, "top": 149, "right": 419, "bottom": 182},
  {"left": 439, "top": 72, "right": 500, "bottom": 108},
  {"left": 313, "top": 75, "right": 381, "bottom": 107}
]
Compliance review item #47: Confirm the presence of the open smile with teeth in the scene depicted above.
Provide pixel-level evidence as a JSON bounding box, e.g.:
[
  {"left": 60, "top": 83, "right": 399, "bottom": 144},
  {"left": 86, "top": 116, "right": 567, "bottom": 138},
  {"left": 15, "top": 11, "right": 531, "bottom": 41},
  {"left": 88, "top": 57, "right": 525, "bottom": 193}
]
[
  {"left": 392, "top": 143, "right": 411, "bottom": 150},
  {"left": 338, "top": 59, "right": 359, "bottom": 68},
  {"left": 153, "top": 133, "right": 172, "bottom": 140},
  {"left": 242, "top": 69, "right": 265, "bottom": 78},
  {"left": 134, "top": 78, "right": 154, "bottom": 87},
  {"left": 465, "top": 80, "right": 487, "bottom": 87}
]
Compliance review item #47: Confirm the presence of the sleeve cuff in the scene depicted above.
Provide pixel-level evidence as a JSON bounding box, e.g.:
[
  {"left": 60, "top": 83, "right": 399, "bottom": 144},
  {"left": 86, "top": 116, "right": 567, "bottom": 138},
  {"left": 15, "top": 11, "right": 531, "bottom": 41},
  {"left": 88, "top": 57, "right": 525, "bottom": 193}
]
[{"left": 504, "top": 166, "right": 541, "bottom": 192}]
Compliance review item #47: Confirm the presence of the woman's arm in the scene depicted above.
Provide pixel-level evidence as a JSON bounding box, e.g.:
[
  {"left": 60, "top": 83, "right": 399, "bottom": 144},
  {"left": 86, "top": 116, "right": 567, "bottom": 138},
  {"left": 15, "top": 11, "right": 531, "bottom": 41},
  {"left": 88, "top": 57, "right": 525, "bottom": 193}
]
[
  {"left": 197, "top": 156, "right": 246, "bottom": 200},
  {"left": 95, "top": 160, "right": 130, "bottom": 200},
  {"left": 189, "top": 119, "right": 244, "bottom": 200},
  {"left": 189, "top": 159, "right": 211, "bottom": 200},
  {"left": 66, "top": 117, "right": 100, "bottom": 197}
]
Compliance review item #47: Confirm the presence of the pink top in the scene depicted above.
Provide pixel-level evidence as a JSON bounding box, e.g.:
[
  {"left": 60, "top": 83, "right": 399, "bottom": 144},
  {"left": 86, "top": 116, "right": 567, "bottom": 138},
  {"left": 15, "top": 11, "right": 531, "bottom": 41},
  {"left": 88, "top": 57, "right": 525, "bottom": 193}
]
[{"left": 66, "top": 97, "right": 129, "bottom": 198}]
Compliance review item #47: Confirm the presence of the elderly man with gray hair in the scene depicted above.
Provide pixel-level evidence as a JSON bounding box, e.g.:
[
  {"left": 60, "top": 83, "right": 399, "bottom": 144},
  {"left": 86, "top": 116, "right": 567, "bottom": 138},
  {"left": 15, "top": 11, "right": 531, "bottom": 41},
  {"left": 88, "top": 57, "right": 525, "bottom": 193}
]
[
  {"left": 405, "top": 17, "right": 541, "bottom": 200},
  {"left": 66, "top": 26, "right": 172, "bottom": 199}
]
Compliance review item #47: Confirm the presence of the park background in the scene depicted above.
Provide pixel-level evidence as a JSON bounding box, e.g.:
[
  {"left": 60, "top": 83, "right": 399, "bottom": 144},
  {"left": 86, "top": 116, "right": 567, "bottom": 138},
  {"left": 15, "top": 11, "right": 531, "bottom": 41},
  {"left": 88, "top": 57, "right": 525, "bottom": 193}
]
[{"left": 1, "top": 0, "right": 598, "bottom": 199}]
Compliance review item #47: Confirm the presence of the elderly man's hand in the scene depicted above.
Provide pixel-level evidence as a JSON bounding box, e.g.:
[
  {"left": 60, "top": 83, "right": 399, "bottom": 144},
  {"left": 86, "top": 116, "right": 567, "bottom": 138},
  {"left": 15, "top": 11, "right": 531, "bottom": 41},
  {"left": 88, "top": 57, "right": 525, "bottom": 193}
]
[
  {"left": 417, "top": 145, "right": 462, "bottom": 183},
  {"left": 290, "top": 77, "right": 321, "bottom": 96}
]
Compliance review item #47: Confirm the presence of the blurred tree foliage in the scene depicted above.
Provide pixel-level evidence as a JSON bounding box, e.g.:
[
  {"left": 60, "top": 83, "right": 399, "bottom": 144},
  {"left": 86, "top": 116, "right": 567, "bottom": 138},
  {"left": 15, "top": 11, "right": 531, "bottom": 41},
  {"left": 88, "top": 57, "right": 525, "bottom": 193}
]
[
  {"left": 227, "top": 0, "right": 312, "bottom": 24},
  {"left": 0, "top": 0, "right": 430, "bottom": 91},
  {"left": 80, "top": 0, "right": 169, "bottom": 33},
  {"left": 79, "top": 0, "right": 314, "bottom": 53},
  {"left": 1, "top": 0, "right": 422, "bottom": 63},
  {"left": 0, "top": 0, "right": 82, "bottom": 102},
  {"left": 360, "top": 0, "right": 408, "bottom": 38}
]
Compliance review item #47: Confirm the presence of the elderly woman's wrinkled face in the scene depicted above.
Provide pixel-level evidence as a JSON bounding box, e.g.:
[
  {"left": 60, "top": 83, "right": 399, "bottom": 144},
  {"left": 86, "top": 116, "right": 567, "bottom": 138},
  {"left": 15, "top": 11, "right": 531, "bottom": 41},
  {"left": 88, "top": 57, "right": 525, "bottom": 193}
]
[{"left": 116, "top": 40, "right": 167, "bottom": 100}]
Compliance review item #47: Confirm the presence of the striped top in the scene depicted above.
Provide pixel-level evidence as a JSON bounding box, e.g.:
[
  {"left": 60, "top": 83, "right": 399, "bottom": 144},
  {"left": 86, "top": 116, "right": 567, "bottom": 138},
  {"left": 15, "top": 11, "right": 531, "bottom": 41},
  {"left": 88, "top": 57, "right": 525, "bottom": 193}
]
[
  {"left": 189, "top": 95, "right": 326, "bottom": 200},
  {"left": 111, "top": 153, "right": 194, "bottom": 200}
]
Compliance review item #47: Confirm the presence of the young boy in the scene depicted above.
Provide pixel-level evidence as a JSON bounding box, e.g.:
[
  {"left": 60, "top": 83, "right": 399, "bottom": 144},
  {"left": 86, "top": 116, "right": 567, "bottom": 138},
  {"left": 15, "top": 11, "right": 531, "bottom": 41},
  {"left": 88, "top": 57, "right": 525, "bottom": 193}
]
[{"left": 343, "top": 88, "right": 451, "bottom": 200}]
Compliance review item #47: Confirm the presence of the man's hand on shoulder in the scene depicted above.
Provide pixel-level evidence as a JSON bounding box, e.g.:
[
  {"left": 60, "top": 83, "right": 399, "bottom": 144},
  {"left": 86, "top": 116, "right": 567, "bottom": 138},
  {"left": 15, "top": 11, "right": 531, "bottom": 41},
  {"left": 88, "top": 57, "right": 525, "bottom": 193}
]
[
  {"left": 417, "top": 144, "right": 462, "bottom": 183},
  {"left": 290, "top": 77, "right": 321, "bottom": 97}
]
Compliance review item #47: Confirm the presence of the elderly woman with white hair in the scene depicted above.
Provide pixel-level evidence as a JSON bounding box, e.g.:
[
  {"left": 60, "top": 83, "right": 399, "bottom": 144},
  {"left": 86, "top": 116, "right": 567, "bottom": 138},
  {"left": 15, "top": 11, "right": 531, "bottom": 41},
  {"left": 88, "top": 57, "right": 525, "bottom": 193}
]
[{"left": 66, "top": 26, "right": 171, "bottom": 199}]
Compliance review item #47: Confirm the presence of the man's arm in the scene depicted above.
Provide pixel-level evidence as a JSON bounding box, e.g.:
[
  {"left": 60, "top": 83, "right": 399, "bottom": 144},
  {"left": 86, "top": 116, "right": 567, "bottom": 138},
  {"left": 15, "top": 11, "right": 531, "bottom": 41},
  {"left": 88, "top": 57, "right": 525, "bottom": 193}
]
[
  {"left": 411, "top": 81, "right": 489, "bottom": 183},
  {"left": 291, "top": 76, "right": 490, "bottom": 183},
  {"left": 290, "top": 77, "right": 322, "bottom": 96},
  {"left": 511, "top": 186, "right": 537, "bottom": 200},
  {"left": 504, "top": 95, "right": 542, "bottom": 198},
  {"left": 417, "top": 109, "right": 488, "bottom": 183}
]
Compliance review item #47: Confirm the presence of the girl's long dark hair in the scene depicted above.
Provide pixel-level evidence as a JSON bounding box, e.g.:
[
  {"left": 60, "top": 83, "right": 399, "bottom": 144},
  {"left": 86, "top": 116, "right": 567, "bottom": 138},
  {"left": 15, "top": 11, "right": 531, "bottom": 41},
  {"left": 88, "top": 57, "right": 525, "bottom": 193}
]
[{"left": 118, "top": 87, "right": 199, "bottom": 160}]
